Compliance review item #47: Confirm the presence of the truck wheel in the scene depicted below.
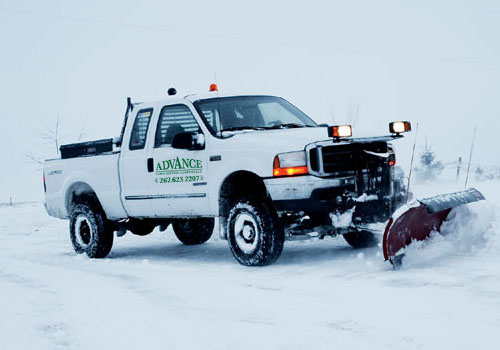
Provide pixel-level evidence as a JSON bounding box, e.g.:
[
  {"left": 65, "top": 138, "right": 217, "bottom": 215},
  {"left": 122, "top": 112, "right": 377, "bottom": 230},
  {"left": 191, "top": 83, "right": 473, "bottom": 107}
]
[
  {"left": 227, "top": 198, "right": 284, "bottom": 266},
  {"left": 343, "top": 230, "right": 378, "bottom": 249},
  {"left": 172, "top": 218, "right": 214, "bottom": 245},
  {"left": 69, "top": 203, "right": 113, "bottom": 258}
]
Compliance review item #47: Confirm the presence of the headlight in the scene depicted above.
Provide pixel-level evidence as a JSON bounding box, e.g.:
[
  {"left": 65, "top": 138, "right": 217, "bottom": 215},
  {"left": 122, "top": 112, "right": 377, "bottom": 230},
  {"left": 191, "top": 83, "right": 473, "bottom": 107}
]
[{"left": 273, "top": 151, "right": 308, "bottom": 177}]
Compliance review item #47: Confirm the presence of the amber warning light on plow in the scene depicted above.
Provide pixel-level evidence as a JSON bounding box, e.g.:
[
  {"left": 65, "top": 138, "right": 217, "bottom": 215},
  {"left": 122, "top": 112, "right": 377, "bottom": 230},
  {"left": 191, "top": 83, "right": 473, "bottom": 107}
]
[
  {"left": 389, "top": 121, "right": 411, "bottom": 135},
  {"left": 328, "top": 125, "right": 352, "bottom": 138}
]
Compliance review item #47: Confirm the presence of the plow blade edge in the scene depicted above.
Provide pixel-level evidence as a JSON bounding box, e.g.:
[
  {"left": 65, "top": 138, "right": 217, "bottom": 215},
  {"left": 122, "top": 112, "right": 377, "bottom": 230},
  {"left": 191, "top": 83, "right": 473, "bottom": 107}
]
[{"left": 382, "top": 188, "right": 485, "bottom": 264}]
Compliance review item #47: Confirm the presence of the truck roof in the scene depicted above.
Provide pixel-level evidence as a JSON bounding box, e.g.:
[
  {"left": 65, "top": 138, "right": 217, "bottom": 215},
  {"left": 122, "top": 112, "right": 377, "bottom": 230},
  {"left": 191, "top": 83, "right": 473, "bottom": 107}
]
[
  {"left": 184, "top": 92, "right": 262, "bottom": 102},
  {"left": 138, "top": 92, "right": 276, "bottom": 107}
]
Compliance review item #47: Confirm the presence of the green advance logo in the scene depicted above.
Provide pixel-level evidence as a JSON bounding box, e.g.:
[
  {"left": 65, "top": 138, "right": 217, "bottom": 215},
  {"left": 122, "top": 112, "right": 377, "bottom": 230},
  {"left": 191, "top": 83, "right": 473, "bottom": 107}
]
[{"left": 155, "top": 157, "right": 204, "bottom": 184}]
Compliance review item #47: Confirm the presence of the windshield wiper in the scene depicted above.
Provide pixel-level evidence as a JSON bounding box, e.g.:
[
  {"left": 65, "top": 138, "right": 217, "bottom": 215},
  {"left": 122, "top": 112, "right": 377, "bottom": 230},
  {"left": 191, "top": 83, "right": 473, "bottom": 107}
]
[
  {"left": 220, "top": 126, "right": 266, "bottom": 132},
  {"left": 220, "top": 124, "right": 312, "bottom": 133},
  {"left": 267, "top": 123, "right": 311, "bottom": 129}
]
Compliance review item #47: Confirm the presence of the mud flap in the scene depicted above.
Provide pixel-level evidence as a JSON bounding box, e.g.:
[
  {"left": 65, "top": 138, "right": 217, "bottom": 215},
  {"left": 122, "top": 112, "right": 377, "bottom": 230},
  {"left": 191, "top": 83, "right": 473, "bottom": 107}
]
[{"left": 382, "top": 188, "right": 485, "bottom": 268}]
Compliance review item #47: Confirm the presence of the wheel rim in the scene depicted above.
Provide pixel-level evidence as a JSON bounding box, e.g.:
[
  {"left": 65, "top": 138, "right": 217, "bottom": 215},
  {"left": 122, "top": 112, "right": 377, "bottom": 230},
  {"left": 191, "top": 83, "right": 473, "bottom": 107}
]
[
  {"left": 233, "top": 212, "right": 259, "bottom": 254},
  {"left": 75, "top": 215, "right": 93, "bottom": 248}
]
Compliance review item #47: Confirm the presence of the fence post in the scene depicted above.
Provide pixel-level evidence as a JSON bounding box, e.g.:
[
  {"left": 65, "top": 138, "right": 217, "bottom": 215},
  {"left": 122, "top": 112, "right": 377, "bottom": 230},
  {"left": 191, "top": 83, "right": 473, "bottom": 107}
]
[{"left": 456, "top": 157, "right": 462, "bottom": 183}]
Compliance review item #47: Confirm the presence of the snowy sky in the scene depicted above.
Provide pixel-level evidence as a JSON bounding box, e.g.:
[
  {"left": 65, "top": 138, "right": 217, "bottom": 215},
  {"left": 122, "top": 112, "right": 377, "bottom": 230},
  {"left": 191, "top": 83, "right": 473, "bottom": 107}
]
[{"left": 1, "top": 0, "right": 500, "bottom": 201}]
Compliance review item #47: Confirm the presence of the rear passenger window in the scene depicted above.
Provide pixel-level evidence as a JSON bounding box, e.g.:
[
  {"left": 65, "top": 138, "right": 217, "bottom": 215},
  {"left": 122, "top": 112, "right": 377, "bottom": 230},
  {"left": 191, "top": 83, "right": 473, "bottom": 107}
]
[
  {"left": 155, "top": 105, "right": 200, "bottom": 147},
  {"left": 129, "top": 109, "right": 153, "bottom": 150}
]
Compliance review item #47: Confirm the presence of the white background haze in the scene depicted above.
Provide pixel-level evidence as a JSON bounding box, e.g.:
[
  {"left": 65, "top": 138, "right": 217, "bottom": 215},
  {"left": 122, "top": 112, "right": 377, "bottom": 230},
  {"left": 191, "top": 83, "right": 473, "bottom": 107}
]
[
  {"left": 1, "top": 0, "right": 500, "bottom": 201},
  {"left": 1, "top": 2, "right": 500, "bottom": 349}
]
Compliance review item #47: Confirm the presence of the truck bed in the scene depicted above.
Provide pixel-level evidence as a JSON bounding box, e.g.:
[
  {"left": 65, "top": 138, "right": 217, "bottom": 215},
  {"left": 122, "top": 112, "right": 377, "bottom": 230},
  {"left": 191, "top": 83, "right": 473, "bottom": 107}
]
[{"left": 44, "top": 151, "right": 127, "bottom": 220}]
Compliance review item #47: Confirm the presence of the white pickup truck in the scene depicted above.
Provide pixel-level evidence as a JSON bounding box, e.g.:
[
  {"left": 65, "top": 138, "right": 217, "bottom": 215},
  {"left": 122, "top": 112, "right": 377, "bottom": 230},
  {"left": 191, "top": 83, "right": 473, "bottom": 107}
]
[{"left": 44, "top": 87, "right": 411, "bottom": 266}]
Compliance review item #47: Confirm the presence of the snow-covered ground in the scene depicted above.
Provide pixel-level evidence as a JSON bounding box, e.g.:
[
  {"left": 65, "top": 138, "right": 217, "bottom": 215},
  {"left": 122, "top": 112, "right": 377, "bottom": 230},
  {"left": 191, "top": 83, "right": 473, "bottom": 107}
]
[{"left": 1, "top": 179, "right": 500, "bottom": 350}]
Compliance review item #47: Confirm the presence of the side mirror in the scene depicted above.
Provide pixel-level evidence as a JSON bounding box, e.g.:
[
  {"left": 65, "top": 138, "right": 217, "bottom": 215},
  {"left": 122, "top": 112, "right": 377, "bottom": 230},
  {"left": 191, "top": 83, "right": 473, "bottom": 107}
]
[{"left": 172, "top": 132, "right": 205, "bottom": 150}]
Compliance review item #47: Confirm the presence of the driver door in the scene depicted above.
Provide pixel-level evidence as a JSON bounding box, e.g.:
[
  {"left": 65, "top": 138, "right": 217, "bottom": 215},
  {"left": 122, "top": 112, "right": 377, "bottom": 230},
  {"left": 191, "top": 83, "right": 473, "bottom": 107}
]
[{"left": 149, "top": 104, "right": 210, "bottom": 217}]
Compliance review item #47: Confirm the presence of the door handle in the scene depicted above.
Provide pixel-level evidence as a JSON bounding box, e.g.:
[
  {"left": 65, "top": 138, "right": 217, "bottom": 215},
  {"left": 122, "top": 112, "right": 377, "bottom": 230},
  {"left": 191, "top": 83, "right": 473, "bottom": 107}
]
[{"left": 147, "top": 158, "right": 154, "bottom": 173}]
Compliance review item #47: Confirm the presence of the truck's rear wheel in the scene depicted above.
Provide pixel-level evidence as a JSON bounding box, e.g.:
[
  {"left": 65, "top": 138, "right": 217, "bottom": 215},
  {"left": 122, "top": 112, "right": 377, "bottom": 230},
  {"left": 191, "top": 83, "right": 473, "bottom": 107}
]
[
  {"left": 172, "top": 218, "right": 214, "bottom": 245},
  {"left": 70, "top": 203, "right": 113, "bottom": 258},
  {"left": 343, "top": 230, "right": 378, "bottom": 249},
  {"left": 227, "top": 198, "right": 284, "bottom": 266}
]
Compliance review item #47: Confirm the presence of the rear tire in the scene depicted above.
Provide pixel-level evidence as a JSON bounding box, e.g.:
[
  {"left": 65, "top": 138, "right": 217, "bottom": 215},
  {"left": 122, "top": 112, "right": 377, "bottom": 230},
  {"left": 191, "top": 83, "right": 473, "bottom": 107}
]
[
  {"left": 343, "top": 230, "right": 378, "bottom": 249},
  {"left": 227, "top": 197, "right": 284, "bottom": 266},
  {"left": 172, "top": 218, "right": 214, "bottom": 245},
  {"left": 69, "top": 203, "right": 113, "bottom": 258}
]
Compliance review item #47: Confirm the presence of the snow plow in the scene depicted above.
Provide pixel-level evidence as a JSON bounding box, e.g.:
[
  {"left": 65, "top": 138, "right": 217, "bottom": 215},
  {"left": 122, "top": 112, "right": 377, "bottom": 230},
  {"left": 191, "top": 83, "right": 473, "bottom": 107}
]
[
  {"left": 43, "top": 84, "right": 485, "bottom": 267},
  {"left": 382, "top": 188, "right": 485, "bottom": 268}
]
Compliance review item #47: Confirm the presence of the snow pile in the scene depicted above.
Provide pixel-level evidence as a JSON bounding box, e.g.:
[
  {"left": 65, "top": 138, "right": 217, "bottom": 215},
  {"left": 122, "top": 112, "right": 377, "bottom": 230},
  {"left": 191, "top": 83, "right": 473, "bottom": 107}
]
[
  {"left": 401, "top": 182, "right": 500, "bottom": 269},
  {"left": 329, "top": 208, "right": 354, "bottom": 228},
  {"left": 2, "top": 179, "right": 500, "bottom": 349},
  {"left": 355, "top": 193, "right": 378, "bottom": 202}
]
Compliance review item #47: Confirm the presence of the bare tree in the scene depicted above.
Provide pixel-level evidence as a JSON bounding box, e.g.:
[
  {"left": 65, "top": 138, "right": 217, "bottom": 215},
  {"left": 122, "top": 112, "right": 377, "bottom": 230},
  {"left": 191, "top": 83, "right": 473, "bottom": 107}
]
[
  {"left": 23, "top": 151, "right": 44, "bottom": 167},
  {"left": 37, "top": 114, "right": 65, "bottom": 155},
  {"left": 25, "top": 115, "right": 89, "bottom": 171},
  {"left": 346, "top": 102, "right": 360, "bottom": 127},
  {"left": 77, "top": 121, "right": 88, "bottom": 141},
  {"left": 25, "top": 114, "right": 66, "bottom": 171}
]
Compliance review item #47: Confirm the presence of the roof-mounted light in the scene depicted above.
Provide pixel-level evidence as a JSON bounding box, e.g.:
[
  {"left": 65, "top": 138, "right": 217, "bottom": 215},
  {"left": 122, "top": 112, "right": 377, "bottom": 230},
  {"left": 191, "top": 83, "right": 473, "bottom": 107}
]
[
  {"left": 209, "top": 83, "right": 218, "bottom": 92},
  {"left": 328, "top": 125, "right": 352, "bottom": 139},
  {"left": 389, "top": 121, "right": 411, "bottom": 135}
]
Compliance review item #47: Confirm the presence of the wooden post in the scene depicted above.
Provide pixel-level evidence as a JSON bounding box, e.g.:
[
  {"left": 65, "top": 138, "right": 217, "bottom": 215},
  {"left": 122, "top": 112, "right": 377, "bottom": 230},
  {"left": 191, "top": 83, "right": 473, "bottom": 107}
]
[
  {"left": 456, "top": 157, "right": 462, "bottom": 183},
  {"left": 9, "top": 196, "right": 13, "bottom": 206}
]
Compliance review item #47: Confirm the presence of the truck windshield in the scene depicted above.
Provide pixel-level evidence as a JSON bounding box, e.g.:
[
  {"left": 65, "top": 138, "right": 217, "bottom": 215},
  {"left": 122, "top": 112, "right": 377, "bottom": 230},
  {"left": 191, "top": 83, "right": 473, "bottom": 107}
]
[{"left": 193, "top": 96, "right": 317, "bottom": 136}]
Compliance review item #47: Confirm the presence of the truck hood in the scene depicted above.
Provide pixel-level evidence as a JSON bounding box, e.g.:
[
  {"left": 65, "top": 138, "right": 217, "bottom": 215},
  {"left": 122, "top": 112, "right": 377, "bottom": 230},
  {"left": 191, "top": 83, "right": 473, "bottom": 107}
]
[{"left": 218, "top": 127, "right": 331, "bottom": 153}]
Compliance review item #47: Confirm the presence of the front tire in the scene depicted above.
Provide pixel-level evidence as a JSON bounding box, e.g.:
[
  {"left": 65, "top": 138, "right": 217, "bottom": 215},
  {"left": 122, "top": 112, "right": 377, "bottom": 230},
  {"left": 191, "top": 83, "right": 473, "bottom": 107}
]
[
  {"left": 172, "top": 218, "right": 214, "bottom": 245},
  {"left": 343, "top": 230, "right": 378, "bottom": 249},
  {"left": 70, "top": 203, "right": 113, "bottom": 258},
  {"left": 227, "top": 198, "right": 284, "bottom": 266}
]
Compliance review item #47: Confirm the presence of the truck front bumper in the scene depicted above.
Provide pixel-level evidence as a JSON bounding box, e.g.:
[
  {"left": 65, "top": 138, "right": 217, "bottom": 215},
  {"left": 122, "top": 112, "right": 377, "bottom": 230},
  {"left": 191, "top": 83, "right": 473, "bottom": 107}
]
[{"left": 264, "top": 175, "right": 357, "bottom": 213}]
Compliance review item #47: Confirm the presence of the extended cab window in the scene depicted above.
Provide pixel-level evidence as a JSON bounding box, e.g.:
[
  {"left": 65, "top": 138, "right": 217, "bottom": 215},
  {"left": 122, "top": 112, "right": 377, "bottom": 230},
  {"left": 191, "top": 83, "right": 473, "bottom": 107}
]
[
  {"left": 155, "top": 105, "right": 200, "bottom": 147},
  {"left": 129, "top": 109, "right": 153, "bottom": 150}
]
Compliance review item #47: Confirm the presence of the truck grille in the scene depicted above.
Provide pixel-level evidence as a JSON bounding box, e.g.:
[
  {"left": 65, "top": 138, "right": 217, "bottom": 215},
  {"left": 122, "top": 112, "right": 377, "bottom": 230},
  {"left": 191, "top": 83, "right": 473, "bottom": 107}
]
[
  {"left": 309, "top": 142, "right": 388, "bottom": 175},
  {"left": 309, "top": 142, "right": 388, "bottom": 176},
  {"left": 308, "top": 142, "right": 390, "bottom": 195},
  {"left": 321, "top": 145, "right": 357, "bottom": 174}
]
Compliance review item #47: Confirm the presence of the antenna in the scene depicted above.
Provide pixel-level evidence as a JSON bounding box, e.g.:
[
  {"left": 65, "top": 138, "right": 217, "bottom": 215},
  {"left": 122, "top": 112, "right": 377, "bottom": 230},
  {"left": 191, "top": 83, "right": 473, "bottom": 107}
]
[
  {"left": 117, "top": 97, "right": 132, "bottom": 146},
  {"left": 214, "top": 69, "right": 219, "bottom": 93},
  {"left": 214, "top": 69, "right": 223, "bottom": 136},
  {"left": 406, "top": 122, "right": 419, "bottom": 204},
  {"left": 464, "top": 127, "right": 477, "bottom": 189}
]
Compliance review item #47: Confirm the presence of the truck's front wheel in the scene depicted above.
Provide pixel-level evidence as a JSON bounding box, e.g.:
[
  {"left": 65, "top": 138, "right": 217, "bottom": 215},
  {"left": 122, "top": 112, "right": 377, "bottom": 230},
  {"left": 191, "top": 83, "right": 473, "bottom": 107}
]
[
  {"left": 172, "top": 218, "right": 214, "bottom": 245},
  {"left": 227, "top": 198, "right": 284, "bottom": 266},
  {"left": 69, "top": 203, "right": 113, "bottom": 258}
]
